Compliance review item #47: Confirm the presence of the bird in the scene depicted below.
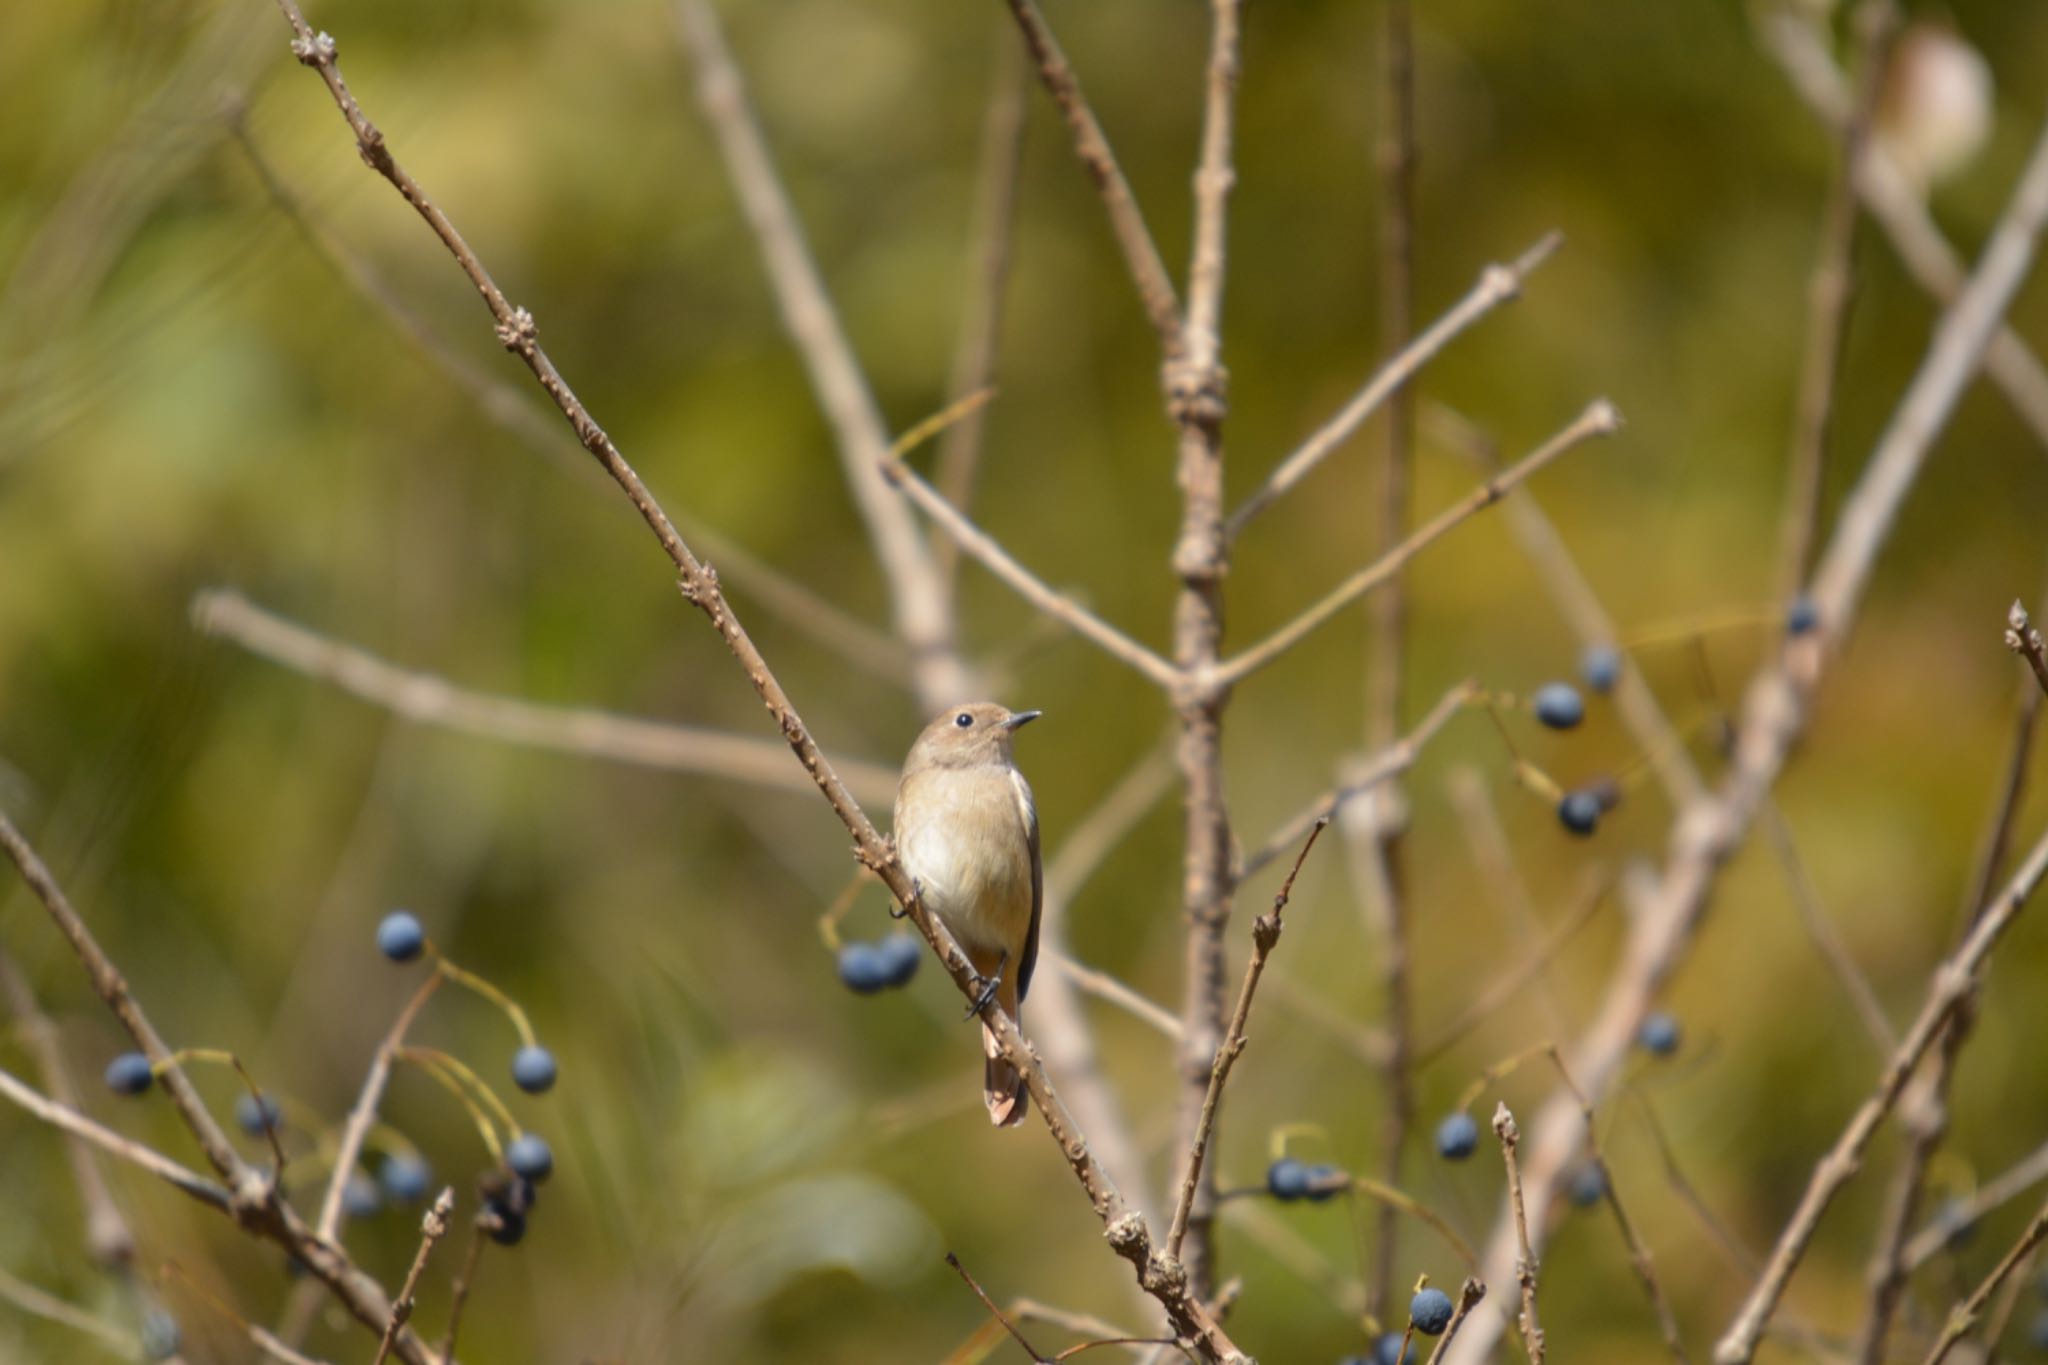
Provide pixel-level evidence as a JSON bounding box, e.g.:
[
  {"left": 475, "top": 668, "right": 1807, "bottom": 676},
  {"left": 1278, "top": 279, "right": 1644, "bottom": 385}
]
[{"left": 892, "top": 702, "right": 1042, "bottom": 1127}]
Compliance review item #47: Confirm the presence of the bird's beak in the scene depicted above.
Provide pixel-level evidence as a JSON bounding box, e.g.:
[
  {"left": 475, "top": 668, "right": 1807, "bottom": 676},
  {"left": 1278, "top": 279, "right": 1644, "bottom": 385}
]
[{"left": 1003, "top": 710, "right": 1043, "bottom": 730}]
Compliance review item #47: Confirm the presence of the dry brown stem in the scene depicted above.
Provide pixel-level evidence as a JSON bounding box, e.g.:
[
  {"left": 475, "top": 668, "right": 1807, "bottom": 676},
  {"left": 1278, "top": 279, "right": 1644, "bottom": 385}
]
[
  {"left": 1226, "top": 234, "right": 1561, "bottom": 537},
  {"left": 191, "top": 588, "right": 900, "bottom": 806},
  {"left": 1165, "top": 820, "right": 1328, "bottom": 1258},
  {"left": 1216, "top": 401, "right": 1620, "bottom": 688}
]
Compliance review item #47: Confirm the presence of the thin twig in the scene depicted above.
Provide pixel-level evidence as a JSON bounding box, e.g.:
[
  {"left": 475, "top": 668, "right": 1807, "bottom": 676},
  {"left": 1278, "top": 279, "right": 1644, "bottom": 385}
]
[
  {"left": 948, "top": 1252, "right": 1050, "bottom": 1363},
  {"left": 1904, "top": 1137, "right": 2048, "bottom": 1271},
  {"left": 1421, "top": 1280, "right": 1488, "bottom": 1365},
  {"left": 2006, "top": 601, "right": 2048, "bottom": 699},
  {"left": 1216, "top": 401, "right": 1621, "bottom": 688},
  {"left": 1546, "top": 1055, "right": 1688, "bottom": 1362},
  {"left": 1226, "top": 234, "right": 1562, "bottom": 536},
  {"left": 229, "top": 116, "right": 911, "bottom": 690},
  {"left": 934, "top": 35, "right": 1029, "bottom": 591},
  {"left": 0, "top": 947, "right": 135, "bottom": 1266},
  {"left": 998, "top": 0, "right": 1182, "bottom": 347},
  {"left": 191, "top": 588, "right": 901, "bottom": 806},
  {"left": 0, "top": 1066, "right": 228, "bottom": 1209},
  {"left": 880, "top": 457, "right": 1182, "bottom": 688},
  {"left": 0, "top": 1265, "right": 137, "bottom": 1354},
  {"left": 1165, "top": 819, "right": 1328, "bottom": 1259},
  {"left": 1049, "top": 951, "right": 1183, "bottom": 1039},
  {"left": 1494, "top": 1104, "right": 1545, "bottom": 1365},
  {"left": 1777, "top": 0, "right": 1897, "bottom": 597},
  {"left": 1241, "top": 680, "right": 1473, "bottom": 877},
  {"left": 1760, "top": 8, "right": 2048, "bottom": 454},
  {"left": 1920, "top": 1195, "right": 2048, "bottom": 1365},
  {"left": 1714, "top": 825, "right": 2048, "bottom": 1363},
  {"left": 1758, "top": 798, "right": 1895, "bottom": 1054},
  {"left": 318, "top": 972, "right": 444, "bottom": 1242},
  {"left": 1363, "top": 11, "right": 1419, "bottom": 1291},
  {"left": 436, "top": 1221, "right": 487, "bottom": 1365},
  {"left": 1426, "top": 402, "right": 1704, "bottom": 808},
  {"left": 269, "top": 8, "right": 1242, "bottom": 1352},
  {"left": 673, "top": 0, "right": 968, "bottom": 710},
  {"left": 371, "top": 1189, "right": 455, "bottom": 1365},
  {"left": 1415, "top": 870, "right": 1607, "bottom": 1063}
]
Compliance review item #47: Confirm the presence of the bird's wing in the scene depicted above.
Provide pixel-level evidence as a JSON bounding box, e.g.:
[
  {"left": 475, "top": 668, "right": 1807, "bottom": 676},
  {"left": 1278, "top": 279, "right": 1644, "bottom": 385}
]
[{"left": 1013, "top": 767, "right": 1041, "bottom": 1004}]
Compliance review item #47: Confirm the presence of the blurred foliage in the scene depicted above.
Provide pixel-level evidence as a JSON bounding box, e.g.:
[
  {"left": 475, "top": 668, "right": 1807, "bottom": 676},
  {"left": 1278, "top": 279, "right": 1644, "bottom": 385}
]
[{"left": 3, "top": 0, "right": 2048, "bottom": 1360}]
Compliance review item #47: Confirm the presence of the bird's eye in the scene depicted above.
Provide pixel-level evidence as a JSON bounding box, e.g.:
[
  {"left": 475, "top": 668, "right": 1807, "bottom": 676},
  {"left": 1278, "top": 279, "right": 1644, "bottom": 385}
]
[{"left": 954, "top": 712, "right": 974, "bottom": 728}]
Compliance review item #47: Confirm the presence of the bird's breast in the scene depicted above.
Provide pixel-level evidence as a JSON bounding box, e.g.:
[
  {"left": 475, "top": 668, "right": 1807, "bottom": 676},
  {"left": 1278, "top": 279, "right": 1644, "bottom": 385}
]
[{"left": 894, "top": 768, "right": 1034, "bottom": 952}]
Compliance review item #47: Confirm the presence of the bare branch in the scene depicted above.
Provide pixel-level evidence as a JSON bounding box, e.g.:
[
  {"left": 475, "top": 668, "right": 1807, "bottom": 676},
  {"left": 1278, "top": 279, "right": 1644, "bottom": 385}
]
[
  {"left": 1166, "top": 819, "right": 1328, "bottom": 1258},
  {"left": 2007, "top": 600, "right": 2048, "bottom": 699},
  {"left": 1777, "top": 0, "right": 1897, "bottom": 597},
  {"left": 1049, "top": 951, "right": 1183, "bottom": 1040},
  {"left": 0, "top": 1065, "right": 228, "bottom": 1210},
  {"left": 1241, "top": 680, "right": 1473, "bottom": 877},
  {"left": 1216, "top": 401, "right": 1620, "bottom": 689},
  {"left": 0, "top": 948, "right": 135, "bottom": 1267},
  {"left": 880, "top": 458, "right": 1182, "bottom": 688},
  {"left": 1493, "top": 1104, "right": 1545, "bottom": 1365},
  {"left": 191, "top": 588, "right": 901, "bottom": 806},
  {"left": 317, "top": 973, "right": 443, "bottom": 1243},
  {"left": 672, "top": 0, "right": 969, "bottom": 710},
  {"left": 371, "top": 1189, "right": 455, "bottom": 1365},
  {"left": 0, "top": 1265, "right": 137, "bottom": 1355},
  {"left": 934, "top": 36, "right": 1029, "bottom": 590},
  {"left": 999, "top": 0, "right": 1182, "bottom": 347},
  {"left": 1713, "top": 825, "right": 2048, "bottom": 1363},
  {"left": 1225, "top": 234, "right": 1561, "bottom": 537},
  {"left": 1421, "top": 1280, "right": 1488, "bottom": 1365},
  {"left": 1760, "top": 10, "right": 2048, "bottom": 453},
  {"left": 229, "top": 117, "right": 910, "bottom": 690},
  {"left": 1920, "top": 1195, "right": 2048, "bottom": 1365}
]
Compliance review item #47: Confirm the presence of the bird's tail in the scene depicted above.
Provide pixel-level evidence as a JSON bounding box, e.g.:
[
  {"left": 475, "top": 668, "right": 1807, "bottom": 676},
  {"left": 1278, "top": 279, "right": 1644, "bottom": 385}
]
[{"left": 981, "top": 1022, "right": 1029, "bottom": 1128}]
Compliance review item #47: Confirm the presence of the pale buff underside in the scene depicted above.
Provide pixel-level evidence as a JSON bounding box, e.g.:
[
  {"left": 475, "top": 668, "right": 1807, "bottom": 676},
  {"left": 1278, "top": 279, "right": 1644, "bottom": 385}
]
[{"left": 893, "top": 765, "right": 1036, "bottom": 960}]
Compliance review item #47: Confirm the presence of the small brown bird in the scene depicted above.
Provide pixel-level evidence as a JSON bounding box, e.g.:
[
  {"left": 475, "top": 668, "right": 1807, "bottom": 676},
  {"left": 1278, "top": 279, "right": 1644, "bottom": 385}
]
[{"left": 893, "top": 703, "right": 1042, "bottom": 1127}]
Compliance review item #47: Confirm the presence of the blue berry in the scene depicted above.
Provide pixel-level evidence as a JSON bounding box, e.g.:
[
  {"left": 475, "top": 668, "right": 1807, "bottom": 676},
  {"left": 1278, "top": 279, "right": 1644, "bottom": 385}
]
[
  {"left": 1410, "top": 1287, "right": 1455, "bottom": 1336},
  {"left": 2027, "top": 1307, "right": 2048, "bottom": 1350},
  {"left": 1369, "top": 1333, "right": 1416, "bottom": 1365},
  {"left": 235, "top": 1092, "right": 283, "bottom": 1136},
  {"left": 511, "top": 1045, "right": 558, "bottom": 1095},
  {"left": 140, "top": 1309, "right": 181, "bottom": 1361},
  {"left": 1568, "top": 1161, "right": 1607, "bottom": 1207},
  {"left": 342, "top": 1172, "right": 383, "bottom": 1219},
  {"left": 1581, "top": 644, "right": 1622, "bottom": 694},
  {"left": 104, "top": 1051, "right": 154, "bottom": 1096},
  {"left": 837, "top": 941, "right": 892, "bottom": 994},
  {"left": 377, "top": 911, "right": 425, "bottom": 963},
  {"left": 1558, "top": 790, "right": 1601, "bottom": 836},
  {"left": 1266, "top": 1157, "right": 1313, "bottom": 1202},
  {"left": 1787, "top": 595, "right": 1820, "bottom": 636},
  {"left": 876, "top": 934, "right": 922, "bottom": 988},
  {"left": 485, "top": 1204, "right": 527, "bottom": 1246},
  {"left": 1532, "top": 682, "right": 1585, "bottom": 730},
  {"left": 1304, "top": 1163, "right": 1347, "bottom": 1203},
  {"left": 1435, "top": 1112, "right": 1479, "bottom": 1161},
  {"left": 1638, "top": 1011, "right": 1681, "bottom": 1056},
  {"left": 506, "top": 1133, "right": 554, "bottom": 1184},
  {"left": 380, "top": 1153, "right": 432, "bottom": 1204}
]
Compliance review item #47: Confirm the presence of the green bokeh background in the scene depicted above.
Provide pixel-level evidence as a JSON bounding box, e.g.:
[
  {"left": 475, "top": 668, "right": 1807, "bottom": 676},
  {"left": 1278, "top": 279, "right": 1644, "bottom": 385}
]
[{"left": 3, "top": 0, "right": 2048, "bottom": 1360}]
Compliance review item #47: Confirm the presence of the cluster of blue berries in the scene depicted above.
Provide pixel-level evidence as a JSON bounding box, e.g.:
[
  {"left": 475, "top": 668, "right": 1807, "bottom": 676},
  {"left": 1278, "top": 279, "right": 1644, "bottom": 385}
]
[
  {"left": 104, "top": 909, "right": 565, "bottom": 1250},
  {"left": 837, "top": 934, "right": 922, "bottom": 994},
  {"left": 376, "top": 910, "right": 558, "bottom": 1242}
]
